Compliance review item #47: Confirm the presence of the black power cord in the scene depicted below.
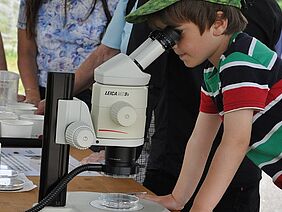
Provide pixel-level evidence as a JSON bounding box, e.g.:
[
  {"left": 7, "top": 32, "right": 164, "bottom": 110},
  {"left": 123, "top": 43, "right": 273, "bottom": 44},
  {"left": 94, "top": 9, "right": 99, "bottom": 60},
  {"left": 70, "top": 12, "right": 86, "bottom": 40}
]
[{"left": 25, "top": 164, "right": 104, "bottom": 212}]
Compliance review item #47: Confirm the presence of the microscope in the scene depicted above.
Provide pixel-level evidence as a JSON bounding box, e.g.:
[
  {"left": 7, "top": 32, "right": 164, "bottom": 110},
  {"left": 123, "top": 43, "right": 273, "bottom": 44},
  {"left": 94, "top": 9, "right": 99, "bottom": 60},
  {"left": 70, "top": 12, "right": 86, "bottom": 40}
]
[{"left": 27, "top": 28, "right": 179, "bottom": 212}]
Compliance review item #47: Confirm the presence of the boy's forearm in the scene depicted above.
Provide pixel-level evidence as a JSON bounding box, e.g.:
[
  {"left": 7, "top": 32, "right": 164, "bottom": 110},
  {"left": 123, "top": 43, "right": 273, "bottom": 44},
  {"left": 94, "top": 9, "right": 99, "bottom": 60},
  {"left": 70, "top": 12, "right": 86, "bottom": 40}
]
[
  {"left": 74, "top": 44, "right": 119, "bottom": 95},
  {"left": 172, "top": 138, "right": 212, "bottom": 206},
  {"left": 192, "top": 137, "right": 249, "bottom": 211},
  {"left": 172, "top": 113, "right": 222, "bottom": 207}
]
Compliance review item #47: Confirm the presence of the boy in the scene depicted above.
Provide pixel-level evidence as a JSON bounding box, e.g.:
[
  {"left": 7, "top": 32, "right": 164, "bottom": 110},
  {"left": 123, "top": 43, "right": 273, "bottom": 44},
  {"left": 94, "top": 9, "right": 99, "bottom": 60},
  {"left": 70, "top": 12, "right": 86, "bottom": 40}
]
[{"left": 126, "top": 0, "right": 282, "bottom": 211}]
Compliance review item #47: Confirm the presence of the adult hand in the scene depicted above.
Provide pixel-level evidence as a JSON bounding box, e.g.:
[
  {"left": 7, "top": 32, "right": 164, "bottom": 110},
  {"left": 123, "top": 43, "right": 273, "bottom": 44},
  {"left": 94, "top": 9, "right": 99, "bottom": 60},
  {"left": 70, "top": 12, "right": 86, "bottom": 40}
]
[
  {"left": 24, "top": 95, "right": 41, "bottom": 107},
  {"left": 17, "top": 94, "right": 26, "bottom": 102},
  {"left": 24, "top": 88, "right": 41, "bottom": 106},
  {"left": 80, "top": 150, "right": 105, "bottom": 164},
  {"left": 140, "top": 194, "right": 184, "bottom": 211},
  {"left": 36, "top": 99, "right": 45, "bottom": 115}
]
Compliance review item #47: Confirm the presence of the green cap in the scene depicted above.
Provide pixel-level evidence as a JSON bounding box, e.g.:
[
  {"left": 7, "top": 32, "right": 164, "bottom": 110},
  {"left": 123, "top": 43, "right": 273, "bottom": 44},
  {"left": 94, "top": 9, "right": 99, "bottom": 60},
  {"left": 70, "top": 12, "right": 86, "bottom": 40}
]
[{"left": 126, "top": 0, "right": 242, "bottom": 23}]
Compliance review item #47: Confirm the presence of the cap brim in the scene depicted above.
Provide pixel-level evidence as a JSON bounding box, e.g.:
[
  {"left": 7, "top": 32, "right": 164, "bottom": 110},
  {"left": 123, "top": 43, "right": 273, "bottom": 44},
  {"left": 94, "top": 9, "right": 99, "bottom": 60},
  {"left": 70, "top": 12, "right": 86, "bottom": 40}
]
[{"left": 126, "top": 0, "right": 179, "bottom": 23}]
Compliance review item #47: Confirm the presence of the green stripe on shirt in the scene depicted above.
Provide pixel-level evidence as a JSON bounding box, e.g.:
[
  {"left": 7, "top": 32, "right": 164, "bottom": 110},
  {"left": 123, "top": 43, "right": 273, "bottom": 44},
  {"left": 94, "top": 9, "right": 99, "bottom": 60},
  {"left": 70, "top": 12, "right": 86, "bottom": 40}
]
[
  {"left": 247, "top": 124, "right": 282, "bottom": 167},
  {"left": 251, "top": 39, "right": 276, "bottom": 69}
]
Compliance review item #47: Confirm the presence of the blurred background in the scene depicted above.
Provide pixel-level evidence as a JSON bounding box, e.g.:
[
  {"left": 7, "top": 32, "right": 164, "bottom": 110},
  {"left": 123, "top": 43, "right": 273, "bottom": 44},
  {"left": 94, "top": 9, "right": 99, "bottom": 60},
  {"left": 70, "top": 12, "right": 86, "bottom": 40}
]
[{"left": 0, "top": 1, "right": 282, "bottom": 211}]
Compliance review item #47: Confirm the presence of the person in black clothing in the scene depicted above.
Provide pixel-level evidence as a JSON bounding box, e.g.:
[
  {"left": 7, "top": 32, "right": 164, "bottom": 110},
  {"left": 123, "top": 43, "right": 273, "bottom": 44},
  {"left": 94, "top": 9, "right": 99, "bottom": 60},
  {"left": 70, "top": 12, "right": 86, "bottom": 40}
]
[{"left": 125, "top": 0, "right": 281, "bottom": 211}]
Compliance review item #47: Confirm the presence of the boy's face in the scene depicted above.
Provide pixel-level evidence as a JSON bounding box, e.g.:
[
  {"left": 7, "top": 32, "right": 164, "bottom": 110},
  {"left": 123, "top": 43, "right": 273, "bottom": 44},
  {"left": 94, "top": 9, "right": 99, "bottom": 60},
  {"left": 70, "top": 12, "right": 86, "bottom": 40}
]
[{"left": 172, "top": 20, "right": 228, "bottom": 68}]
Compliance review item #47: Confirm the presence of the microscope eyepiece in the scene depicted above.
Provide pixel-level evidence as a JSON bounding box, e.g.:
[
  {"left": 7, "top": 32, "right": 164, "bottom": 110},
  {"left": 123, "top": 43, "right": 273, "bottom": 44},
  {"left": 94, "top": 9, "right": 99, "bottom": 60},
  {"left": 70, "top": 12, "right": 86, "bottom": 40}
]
[
  {"left": 149, "top": 27, "right": 180, "bottom": 50},
  {"left": 129, "top": 27, "right": 180, "bottom": 70}
]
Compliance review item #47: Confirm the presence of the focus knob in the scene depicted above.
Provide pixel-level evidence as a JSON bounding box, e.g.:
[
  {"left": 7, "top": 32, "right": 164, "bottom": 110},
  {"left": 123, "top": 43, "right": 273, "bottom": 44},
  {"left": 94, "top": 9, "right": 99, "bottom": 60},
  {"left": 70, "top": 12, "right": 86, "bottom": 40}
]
[
  {"left": 110, "top": 101, "right": 137, "bottom": 127},
  {"left": 65, "top": 121, "right": 94, "bottom": 150}
]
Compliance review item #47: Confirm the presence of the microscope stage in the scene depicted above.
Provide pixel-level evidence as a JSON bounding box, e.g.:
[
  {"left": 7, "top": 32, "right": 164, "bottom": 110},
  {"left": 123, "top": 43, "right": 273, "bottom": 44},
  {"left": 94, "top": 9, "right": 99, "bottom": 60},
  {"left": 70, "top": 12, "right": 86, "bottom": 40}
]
[{"left": 40, "top": 192, "right": 169, "bottom": 212}]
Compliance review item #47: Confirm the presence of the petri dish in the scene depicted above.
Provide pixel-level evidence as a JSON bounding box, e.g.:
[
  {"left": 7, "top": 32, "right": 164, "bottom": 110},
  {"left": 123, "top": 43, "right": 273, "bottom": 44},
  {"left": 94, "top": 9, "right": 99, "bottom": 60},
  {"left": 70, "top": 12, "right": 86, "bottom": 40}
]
[
  {"left": 0, "top": 169, "right": 18, "bottom": 178},
  {"left": 99, "top": 193, "right": 139, "bottom": 209},
  {"left": 0, "top": 177, "right": 24, "bottom": 191}
]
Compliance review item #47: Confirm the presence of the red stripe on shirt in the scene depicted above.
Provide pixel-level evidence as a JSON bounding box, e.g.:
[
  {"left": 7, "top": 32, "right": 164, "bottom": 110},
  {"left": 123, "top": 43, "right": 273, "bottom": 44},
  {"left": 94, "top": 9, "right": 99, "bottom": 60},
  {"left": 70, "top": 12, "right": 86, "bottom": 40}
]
[
  {"left": 223, "top": 87, "right": 268, "bottom": 112},
  {"left": 200, "top": 91, "right": 218, "bottom": 114},
  {"left": 265, "top": 79, "right": 282, "bottom": 105},
  {"left": 274, "top": 174, "right": 282, "bottom": 189}
]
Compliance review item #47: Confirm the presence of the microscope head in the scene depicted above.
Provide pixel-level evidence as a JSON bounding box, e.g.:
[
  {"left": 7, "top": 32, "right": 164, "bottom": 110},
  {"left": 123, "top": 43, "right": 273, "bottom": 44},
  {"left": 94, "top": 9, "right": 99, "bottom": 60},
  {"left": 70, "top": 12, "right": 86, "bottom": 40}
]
[
  {"left": 56, "top": 28, "right": 180, "bottom": 177},
  {"left": 91, "top": 28, "right": 180, "bottom": 177}
]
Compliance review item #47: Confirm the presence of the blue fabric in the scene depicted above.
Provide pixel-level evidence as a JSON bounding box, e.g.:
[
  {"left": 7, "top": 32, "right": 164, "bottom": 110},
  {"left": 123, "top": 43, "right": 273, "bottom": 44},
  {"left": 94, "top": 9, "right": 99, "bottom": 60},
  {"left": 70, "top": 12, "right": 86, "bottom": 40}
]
[
  {"left": 17, "top": 0, "right": 119, "bottom": 87},
  {"left": 102, "top": 0, "right": 137, "bottom": 53}
]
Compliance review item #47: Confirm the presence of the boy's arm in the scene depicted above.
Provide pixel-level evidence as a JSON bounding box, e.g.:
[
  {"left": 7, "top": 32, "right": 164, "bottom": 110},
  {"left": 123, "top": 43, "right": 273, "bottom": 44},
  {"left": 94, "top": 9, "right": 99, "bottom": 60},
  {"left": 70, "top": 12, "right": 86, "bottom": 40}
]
[
  {"left": 0, "top": 32, "right": 7, "bottom": 70},
  {"left": 17, "top": 29, "right": 41, "bottom": 106},
  {"left": 191, "top": 109, "right": 253, "bottom": 212},
  {"left": 143, "top": 112, "right": 221, "bottom": 210},
  {"left": 172, "top": 112, "right": 222, "bottom": 206}
]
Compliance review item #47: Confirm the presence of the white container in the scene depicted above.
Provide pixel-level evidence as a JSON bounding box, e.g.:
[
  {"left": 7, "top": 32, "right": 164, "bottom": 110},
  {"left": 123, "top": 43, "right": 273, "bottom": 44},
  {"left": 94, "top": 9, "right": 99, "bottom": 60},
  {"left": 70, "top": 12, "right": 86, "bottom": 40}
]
[
  {"left": 0, "top": 112, "right": 18, "bottom": 120},
  {"left": 7, "top": 102, "right": 35, "bottom": 108},
  {"left": 19, "top": 114, "right": 44, "bottom": 138},
  {"left": 6, "top": 104, "right": 37, "bottom": 116},
  {"left": 0, "top": 120, "right": 33, "bottom": 138},
  {"left": 0, "top": 71, "right": 19, "bottom": 106}
]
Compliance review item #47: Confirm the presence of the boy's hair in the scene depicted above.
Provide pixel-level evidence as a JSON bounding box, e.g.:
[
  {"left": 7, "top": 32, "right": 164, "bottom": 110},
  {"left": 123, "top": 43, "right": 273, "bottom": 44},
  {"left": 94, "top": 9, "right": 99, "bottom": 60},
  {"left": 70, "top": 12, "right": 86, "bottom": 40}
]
[
  {"left": 149, "top": 0, "right": 247, "bottom": 35},
  {"left": 126, "top": 0, "right": 247, "bottom": 35}
]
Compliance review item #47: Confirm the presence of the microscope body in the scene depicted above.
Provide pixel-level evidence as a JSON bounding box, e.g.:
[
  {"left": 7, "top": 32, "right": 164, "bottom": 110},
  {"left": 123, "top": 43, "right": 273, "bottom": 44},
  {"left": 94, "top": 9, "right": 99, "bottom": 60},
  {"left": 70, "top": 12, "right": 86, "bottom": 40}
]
[
  {"left": 91, "top": 53, "right": 151, "bottom": 147},
  {"left": 38, "top": 27, "right": 179, "bottom": 207},
  {"left": 92, "top": 83, "right": 147, "bottom": 145}
]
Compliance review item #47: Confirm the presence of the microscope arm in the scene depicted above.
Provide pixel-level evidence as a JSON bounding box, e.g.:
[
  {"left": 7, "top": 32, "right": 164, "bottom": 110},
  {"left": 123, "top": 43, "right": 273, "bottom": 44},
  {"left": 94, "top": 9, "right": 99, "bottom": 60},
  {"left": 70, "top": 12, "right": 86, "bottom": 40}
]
[{"left": 55, "top": 99, "right": 96, "bottom": 150}]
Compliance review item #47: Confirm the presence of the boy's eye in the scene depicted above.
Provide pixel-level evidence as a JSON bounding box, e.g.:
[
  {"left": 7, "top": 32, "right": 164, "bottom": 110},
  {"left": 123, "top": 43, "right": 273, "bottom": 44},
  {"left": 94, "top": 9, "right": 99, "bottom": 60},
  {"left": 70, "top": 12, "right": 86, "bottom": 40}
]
[{"left": 174, "top": 29, "right": 183, "bottom": 36}]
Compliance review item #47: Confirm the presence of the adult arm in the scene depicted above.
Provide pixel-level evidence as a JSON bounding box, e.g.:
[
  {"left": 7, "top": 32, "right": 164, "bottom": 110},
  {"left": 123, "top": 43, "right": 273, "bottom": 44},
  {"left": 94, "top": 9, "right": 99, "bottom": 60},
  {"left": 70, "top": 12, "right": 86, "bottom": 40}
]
[
  {"left": 72, "top": 0, "right": 128, "bottom": 94},
  {"left": 143, "top": 112, "right": 222, "bottom": 210},
  {"left": 0, "top": 32, "right": 7, "bottom": 70},
  {"left": 191, "top": 109, "right": 253, "bottom": 212},
  {"left": 36, "top": 44, "right": 120, "bottom": 114},
  {"left": 17, "top": 29, "right": 41, "bottom": 106},
  {"left": 74, "top": 44, "right": 120, "bottom": 95}
]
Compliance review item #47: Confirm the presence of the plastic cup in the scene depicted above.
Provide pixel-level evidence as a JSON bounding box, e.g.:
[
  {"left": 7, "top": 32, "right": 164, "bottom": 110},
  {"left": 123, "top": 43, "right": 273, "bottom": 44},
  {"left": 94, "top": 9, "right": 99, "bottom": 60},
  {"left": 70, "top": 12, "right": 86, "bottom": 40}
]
[
  {"left": 0, "top": 71, "right": 19, "bottom": 107},
  {"left": 0, "top": 120, "right": 33, "bottom": 138},
  {"left": 19, "top": 114, "right": 44, "bottom": 138},
  {"left": 6, "top": 104, "right": 37, "bottom": 116},
  {"left": 0, "top": 111, "right": 18, "bottom": 120}
]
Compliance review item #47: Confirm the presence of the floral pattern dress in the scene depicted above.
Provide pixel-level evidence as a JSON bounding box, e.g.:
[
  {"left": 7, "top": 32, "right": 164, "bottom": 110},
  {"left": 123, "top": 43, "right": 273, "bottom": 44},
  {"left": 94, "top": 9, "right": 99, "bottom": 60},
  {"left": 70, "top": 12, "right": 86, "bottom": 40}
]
[{"left": 17, "top": 0, "right": 118, "bottom": 87}]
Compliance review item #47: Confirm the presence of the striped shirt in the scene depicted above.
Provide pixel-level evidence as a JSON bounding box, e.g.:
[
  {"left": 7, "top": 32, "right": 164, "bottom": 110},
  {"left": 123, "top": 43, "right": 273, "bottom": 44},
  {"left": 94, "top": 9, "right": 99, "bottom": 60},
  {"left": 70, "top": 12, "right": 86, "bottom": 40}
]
[{"left": 200, "top": 32, "right": 282, "bottom": 189}]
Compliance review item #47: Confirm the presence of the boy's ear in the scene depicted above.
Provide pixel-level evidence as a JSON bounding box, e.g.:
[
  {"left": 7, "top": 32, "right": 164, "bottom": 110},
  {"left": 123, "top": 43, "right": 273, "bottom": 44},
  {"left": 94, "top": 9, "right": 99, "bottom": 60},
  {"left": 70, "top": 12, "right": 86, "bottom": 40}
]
[{"left": 212, "top": 11, "right": 228, "bottom": 36}]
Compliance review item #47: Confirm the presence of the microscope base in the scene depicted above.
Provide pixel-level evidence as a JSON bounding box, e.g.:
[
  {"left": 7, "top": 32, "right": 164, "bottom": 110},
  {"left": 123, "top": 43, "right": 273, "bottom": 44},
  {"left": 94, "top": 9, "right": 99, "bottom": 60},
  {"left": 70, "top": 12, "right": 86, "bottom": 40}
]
[
  {"left": 39, "top": 191, "right": 169, "bottom": 212},
  {"left": 40, "top": 208, "right": 75, "bottom": 212}
]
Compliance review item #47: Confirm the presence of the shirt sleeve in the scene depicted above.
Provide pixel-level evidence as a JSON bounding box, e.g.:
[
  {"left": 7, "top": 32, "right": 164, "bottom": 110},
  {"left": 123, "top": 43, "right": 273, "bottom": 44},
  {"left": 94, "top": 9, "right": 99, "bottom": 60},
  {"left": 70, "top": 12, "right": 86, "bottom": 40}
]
[
  {"left": 17, "top": 0, "right": 27, "bottom": 29},
  {"left": 200, "top": 87, "right": 218, "bottom": 114},
  {"left": 220, "top": 51, "right": 272, "bottom": 113},
  {"left": 101, "top": 0, "right": 129, "bottom": 49}
]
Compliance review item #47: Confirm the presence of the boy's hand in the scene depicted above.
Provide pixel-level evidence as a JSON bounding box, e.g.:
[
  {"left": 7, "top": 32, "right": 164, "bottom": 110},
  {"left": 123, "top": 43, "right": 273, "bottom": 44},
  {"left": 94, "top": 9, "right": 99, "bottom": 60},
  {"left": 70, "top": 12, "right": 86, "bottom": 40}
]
[
  {"left": 140, "top": 194, "right": 184, "bottom": 211},
  {"left": 36, "top": 99, "right": 45, "bottom": 115}
]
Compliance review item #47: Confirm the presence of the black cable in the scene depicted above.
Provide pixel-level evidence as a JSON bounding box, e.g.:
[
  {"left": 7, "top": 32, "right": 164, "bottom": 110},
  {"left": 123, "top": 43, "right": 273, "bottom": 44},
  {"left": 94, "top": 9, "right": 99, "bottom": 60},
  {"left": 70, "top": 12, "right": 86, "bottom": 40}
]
[{"left": 25, "top": 164, "right": 104, "bottom": 212}]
